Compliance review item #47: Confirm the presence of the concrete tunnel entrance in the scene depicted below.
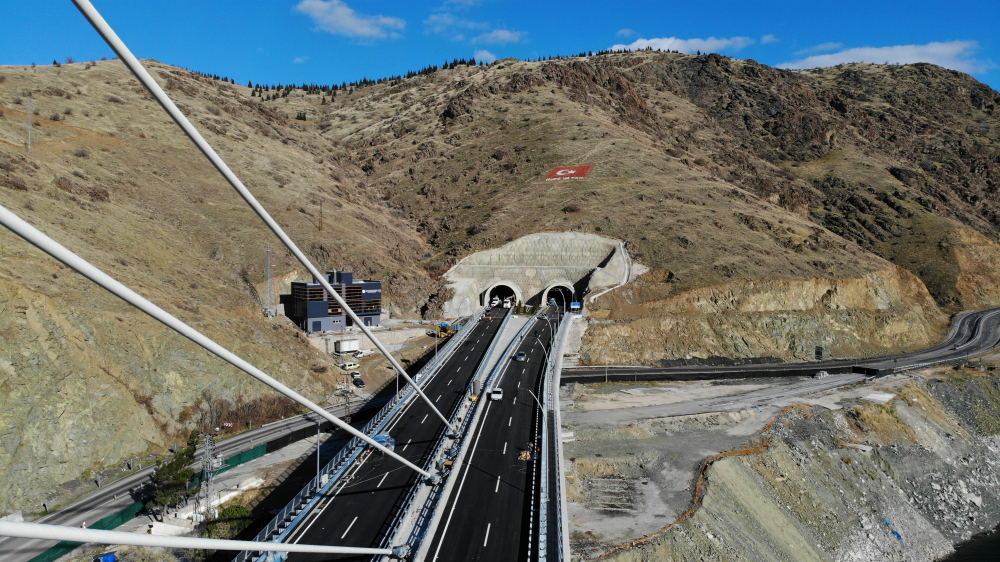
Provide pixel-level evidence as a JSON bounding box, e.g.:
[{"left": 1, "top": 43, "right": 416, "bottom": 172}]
[
  {"left": 485, "top": 284, "right": 517, "bottom": 306},
  {"left": 546, "top": 285, "right": 573, "bottom": 310},
  {"left": 440, "top": 232, "right": 630, "bottom": 318}
]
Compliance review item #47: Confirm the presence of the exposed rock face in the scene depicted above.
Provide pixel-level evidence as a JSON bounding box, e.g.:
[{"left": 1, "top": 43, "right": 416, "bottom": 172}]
[
  {"left": 588, "top": 372, "right": 1000, "bottom": 562},
  {"left": 585, "top": 265, "right": 945, "bottom": 363}
]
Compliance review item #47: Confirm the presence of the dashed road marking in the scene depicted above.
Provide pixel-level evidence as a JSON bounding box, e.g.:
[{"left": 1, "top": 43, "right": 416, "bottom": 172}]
[
  {"left": 495, "top": 475, "right": 501, "bottom": 492},
  {"left": 403, "top": 439, "right": 412, "bottom": 451},
  {"left": 483, "top": 523, "right": 491, "bottom": 546},
  {"left": 436, "top": 394, "right": 442, "bottom": 402},
  {"left": 503, "top": 442, "right": 507, "bottom": 454},
  {"left": 341, "top": 516, "right": 358, "bottom": 539},
  {"left": 421, "top": 414, "right": 428, "bottom": 424},
  {"left": 377, "top": 473, "right": 388, "bottom": 488},
  {"left": 508, "top": 417, "right": 512, "bottom": 427}
]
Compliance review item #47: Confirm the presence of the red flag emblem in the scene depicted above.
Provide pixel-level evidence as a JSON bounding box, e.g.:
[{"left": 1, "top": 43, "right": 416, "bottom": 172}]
[{"left": 545, "top": 166, "right": 592, "bottom": 181}]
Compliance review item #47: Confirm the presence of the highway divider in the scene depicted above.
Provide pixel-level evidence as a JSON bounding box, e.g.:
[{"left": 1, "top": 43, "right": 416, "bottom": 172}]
[
  {"left": 537, "top": 312, "right": 573, "bottom": 562},
  {"left": 231, "top": 310, "right": 484, "bottom": 562}
]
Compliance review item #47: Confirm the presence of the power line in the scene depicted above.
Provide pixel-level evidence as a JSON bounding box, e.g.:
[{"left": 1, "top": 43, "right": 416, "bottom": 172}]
[
  {"left": 0, "top": 203, "right": 432, "bottom": 479},
  {"left": 70, "top": 0, "right": 455, "bottom": 434}
]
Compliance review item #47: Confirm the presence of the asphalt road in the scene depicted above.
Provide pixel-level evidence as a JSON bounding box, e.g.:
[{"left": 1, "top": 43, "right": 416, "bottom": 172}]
[
  {"left": 0, "top": 381, "right": 393, "bottom": 562},
  {"left": 562, "top": 307, "right": 1000, "bottom": 384},
  {"left": 284, "top": 309, "right": 510, "bottom": 561},
  {"left": 425, "top": 312, "right": 555, "bottom": 562}
]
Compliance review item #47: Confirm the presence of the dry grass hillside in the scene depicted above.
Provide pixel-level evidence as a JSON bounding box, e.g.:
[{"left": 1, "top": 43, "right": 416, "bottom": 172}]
[
  {"left": 0, "top": 60, "right": 436, "bottom": 514},
  {"left": 0, "top": 51, "right": 998, "bottom": 511}
]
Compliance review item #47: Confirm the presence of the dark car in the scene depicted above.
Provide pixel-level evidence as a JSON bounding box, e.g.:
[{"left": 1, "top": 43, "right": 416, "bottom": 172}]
[{"left": 352, "top": 377, "right": 366, "bottom": 388}]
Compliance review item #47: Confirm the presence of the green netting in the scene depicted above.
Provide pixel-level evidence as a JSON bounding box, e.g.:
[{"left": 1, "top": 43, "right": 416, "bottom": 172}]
[{"left": 31, "top": 443, "right": 269, "bottom": 562}]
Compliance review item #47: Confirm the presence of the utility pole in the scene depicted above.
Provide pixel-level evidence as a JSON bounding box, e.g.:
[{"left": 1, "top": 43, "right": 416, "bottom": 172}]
[
  {"left": 26, "top": 96, "right": 32, "bottom": 153},
  {"left": 316, "top": 421, "right": 321, "bottom": 490},
  {"left": 262, "top": 243, "right": 277, "bottom": 317},
  {"left": 202, "top": 432, "right": 218, "bottom": 518},
  {"left": 319, "top": 200, "right": 323, "bottom": 232}
]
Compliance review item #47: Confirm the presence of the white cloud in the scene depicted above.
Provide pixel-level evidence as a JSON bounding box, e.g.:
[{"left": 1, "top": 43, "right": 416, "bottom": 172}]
[
  {"left": 761, "top": 34, "right": 778, "bottom": 44},
  {"left": 293, "top": 56, "right": 308, "bottom": 64},
  {"left": 424, "top": 12, "right": 488, "bottom": 36},
  {"left": 295, "top": 0, "right": 405, "bottom": 39},
  {"left": 610, "top": 36, "right": 754, "bottom": 54},
  {"left": 617, "top": 28, "right": 636, "bottom": 38},
  {"left": 475, "top": 49, "right": 497, "bottom": 63},
  {"left": 472, "top": 29, "right": 524, "bottom": 45},
  {"left": 794, "top": 42, "right": 843, "bottom": 55},
  {"left": 779, "top": 41, "right": 988, "bottom": 74}
]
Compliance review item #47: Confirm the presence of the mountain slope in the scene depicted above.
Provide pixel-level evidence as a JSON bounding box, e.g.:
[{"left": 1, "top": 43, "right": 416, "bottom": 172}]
[{"left": 0, "top": 51, "right": 998, "bottom": 513}]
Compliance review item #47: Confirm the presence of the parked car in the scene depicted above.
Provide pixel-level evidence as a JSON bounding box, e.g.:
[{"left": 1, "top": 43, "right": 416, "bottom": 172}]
[
  {"left": 341, "top": 362, "right": 360, "bottom": 370},
  {"left": 353, "top": 377, "right": 366, "bottom": 388},
  {"left": 515, "top": 351, "right": 527, "bottom": 362}
]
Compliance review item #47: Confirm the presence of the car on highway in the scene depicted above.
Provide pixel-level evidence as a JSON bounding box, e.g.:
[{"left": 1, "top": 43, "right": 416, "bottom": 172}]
[
  {"left": 515, "top": 351, "right": 527, "bottom": 362},
  {"left": 490, "top": 388, "right": 503, "bottom": 401},
  {"left": 353, "top": 377, "right": 366, "bottom": 388}
]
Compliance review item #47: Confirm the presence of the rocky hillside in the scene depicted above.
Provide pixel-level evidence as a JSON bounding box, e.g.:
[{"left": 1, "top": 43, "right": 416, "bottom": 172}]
[
  {"left": 0, "top": 51, "right": 998, "bottom": 513},
  {"left": 585, "top": 369, "right": 1000, "bottom": 562}
]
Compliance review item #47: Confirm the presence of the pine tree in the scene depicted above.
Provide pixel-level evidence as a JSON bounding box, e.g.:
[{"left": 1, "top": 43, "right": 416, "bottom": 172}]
[{"left": 150, "top": 430, "right": 199, "bottom": 518}]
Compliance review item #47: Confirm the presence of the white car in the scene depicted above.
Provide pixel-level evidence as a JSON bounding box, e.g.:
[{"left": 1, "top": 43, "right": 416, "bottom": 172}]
[{"left": 490, "top": 388, "right": 503, "bottom": 401}]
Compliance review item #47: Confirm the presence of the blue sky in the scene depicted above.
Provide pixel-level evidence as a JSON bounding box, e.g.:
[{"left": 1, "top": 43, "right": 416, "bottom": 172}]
[{"left": 3, "top": 0, "right": 998, "bottom": 89}]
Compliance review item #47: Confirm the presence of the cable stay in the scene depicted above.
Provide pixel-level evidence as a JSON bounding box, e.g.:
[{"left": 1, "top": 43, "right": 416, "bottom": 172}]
[
  {"left": 70, "top": 0, "right": 456, "bottom": 434},
  {"left": 0, "top": 204, "right": 432, "bottom": 479}
]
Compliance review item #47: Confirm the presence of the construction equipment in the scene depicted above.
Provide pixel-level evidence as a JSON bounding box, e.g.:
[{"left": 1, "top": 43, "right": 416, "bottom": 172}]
[{"left": 439, "top": 322, "right": 455, "bottom": 337}]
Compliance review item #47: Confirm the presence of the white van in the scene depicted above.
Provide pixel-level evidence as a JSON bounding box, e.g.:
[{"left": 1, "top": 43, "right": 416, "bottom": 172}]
[
  {"left": 490, "top": 388, "right": 503, "bottom": 401},
  {"left": 341, "top": 362, "right": 360, "bottom": 370}
]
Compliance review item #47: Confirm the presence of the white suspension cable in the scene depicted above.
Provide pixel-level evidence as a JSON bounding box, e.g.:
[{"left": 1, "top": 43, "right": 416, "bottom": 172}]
[
  {"left": 70, "top": 0, "right": 455, "bottom": 433},
  {"left": 0, "top": 521, "right": 393, "bottom": 556},
  {"left": 0, "top": 204, "right": 431, "bottom": 479}
]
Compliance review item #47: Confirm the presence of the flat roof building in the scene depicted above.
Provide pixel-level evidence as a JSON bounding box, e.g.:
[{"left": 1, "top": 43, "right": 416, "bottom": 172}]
[{"left": 282, "top": 271, "right": 382, "bottom": 333}]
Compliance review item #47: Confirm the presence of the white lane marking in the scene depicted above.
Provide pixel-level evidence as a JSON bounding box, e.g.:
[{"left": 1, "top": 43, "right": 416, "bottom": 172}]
[
  {"left": 422, "top": 414, "right": 428, "bottom": 424},
  {"left": 495, "top": 475, "right": 501, "bottom": 492},
  {"left": 341, "top": 516, "right": 358, "bottom": 539},
  {"left": 522, "top": 368, "right": 526, "bottom": 374},
  {"left": 483, "top": 523, "right": 492, "bottom": 546},
  {"left": 465, "top": 356, "right": 468, "bottom": 361},
  {"left": 503, "top": 442, "right": 507, "bottom": 454},
  {"left": 436, "top": 394, "right": 442, "bottom": 403},
  {"left": 457, "top": 367, "right": 461, "bottom": 372},
  {"left": 508, "top": 417, "right": 512, "bottom": 427},
  {"left": 403, "top": 439, "right": 412, "bottom": 451},
  {"left": 447, "top": 379, "right": 453, "bottom": 385},
  {"left": 432, "top": 402, "right": 493, "bottom": 561},
  {"left": 290, "top": 464, "right": 356, "bottom": 543},
  {"left": 377, "top": 473, "right": 388, "bottom": 488}
]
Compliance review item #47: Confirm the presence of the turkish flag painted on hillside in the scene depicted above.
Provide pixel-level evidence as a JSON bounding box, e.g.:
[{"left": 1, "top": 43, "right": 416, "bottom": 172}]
[{"left": 545, "top": 166, "right": 592, "bottom": 180}]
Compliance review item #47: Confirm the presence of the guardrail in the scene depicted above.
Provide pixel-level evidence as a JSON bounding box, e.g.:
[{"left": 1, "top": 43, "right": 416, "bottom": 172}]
[
  {"left": 379, "top": 308, "right": 542, "bottom": 560},
  {"left": 232, "top": 310, "right": 484, "bottom": 562},
  {"left": 537, "top": 312, "right": 573, "bottom": 562}
]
